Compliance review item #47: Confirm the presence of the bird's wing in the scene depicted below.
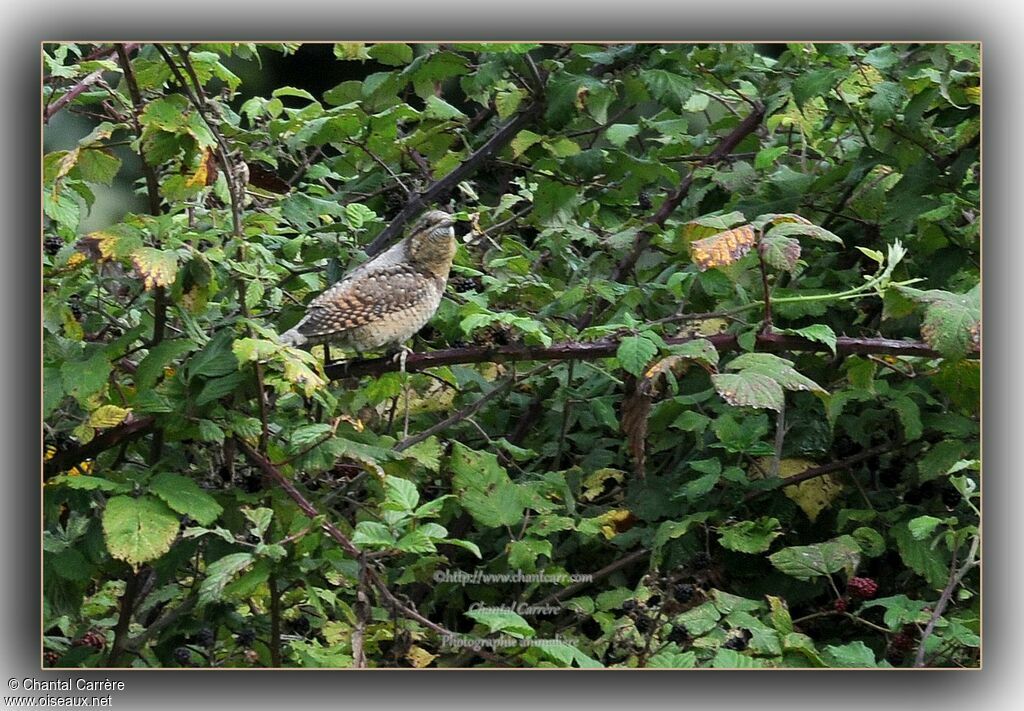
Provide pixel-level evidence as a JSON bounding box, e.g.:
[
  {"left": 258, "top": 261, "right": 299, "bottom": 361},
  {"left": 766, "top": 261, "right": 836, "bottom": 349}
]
[{"left": 291, "top": 263, "right": 433, "bottom": 341}]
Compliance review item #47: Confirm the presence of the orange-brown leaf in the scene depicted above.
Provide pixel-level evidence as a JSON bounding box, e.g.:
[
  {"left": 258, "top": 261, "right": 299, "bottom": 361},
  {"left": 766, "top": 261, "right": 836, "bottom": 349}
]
[{"left": 690, "top": 224, "right": 757, "bottom": 271}]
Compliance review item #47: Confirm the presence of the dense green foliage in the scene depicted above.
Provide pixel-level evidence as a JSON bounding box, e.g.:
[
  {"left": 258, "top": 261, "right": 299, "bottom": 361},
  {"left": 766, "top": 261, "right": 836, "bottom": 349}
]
[{"left": 43, "top": 42, "right": 980, "bottom": 668}]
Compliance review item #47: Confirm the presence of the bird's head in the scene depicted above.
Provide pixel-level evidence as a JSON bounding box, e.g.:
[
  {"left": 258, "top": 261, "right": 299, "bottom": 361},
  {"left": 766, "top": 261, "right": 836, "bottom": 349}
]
[
  {"left": 411, "top": 210, "right": 456, "bottom": 241},
  {"left": 407, "top": 209, "right": 457, "bottom": 277}
]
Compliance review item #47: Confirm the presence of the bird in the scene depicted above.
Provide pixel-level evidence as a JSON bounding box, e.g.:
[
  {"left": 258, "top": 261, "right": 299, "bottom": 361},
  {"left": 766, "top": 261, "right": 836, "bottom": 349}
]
[{"left": 279, "top": 209, "right": 457, "bottom": 359}]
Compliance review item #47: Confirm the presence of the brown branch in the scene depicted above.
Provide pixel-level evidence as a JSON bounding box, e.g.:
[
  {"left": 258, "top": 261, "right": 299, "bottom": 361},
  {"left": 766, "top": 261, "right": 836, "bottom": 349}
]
[
  {"left": 234, "top": 437, "right": 509, "bottom": 665},
  {"left": 326, "top": 332, "right": 970, "bottom": 382},
  {"left": 536, "top": 548, "right": 650, "bottom": 606},
  {"left": 743, "top": 442, "right": 898, "bottom": 503},
  {"left": 44, "top": 415, "right": 156, "bottom": 480},
  {"left": 43, "top": 44, "right": 141, "bottom": 123},
  {"left": 914, "top": 535, "right": 980, "bottom": 667},
  {"left": 393, "top": 363, "right": 552, "bottom": 452},
  {"left": 268, "top": 573, "right": 283, "bottom": 667},
  {"left": 106, "top": 568, "right": 141, "bottom": 665},
  {"left": 575, "top": 103, "right": 765, "bottom": 329},
  {"left": 363, "top": 101, "right": 544, "bottom": 258}
]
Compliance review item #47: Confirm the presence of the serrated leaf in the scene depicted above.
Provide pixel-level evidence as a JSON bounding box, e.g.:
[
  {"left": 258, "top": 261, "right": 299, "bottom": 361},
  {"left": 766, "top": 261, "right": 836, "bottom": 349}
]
[
  {"left": 424, "top": 95, "right": 468, "bottom": 121},
  {"left": 823, "top": 641, "right": 878, "bottom": 668},
  {"left": 779, "top": 324, "right": 837, "bottom": 355},
  {"left": 712, "top": 372, "right": 785, "bottom": 412},
  {"left": 759, "top": 234, "right": 801, "bottom": 271},
  {"left": 769, "top": 535, "right": 861, "bottom": 580},
  {"left": 766, "top": 221, "right": 843, "bottom": 244},
  {"left": 384, "top": 475, "right": 419, "bottom": 512},
  {"left": 131, "top": 248, "right": 179, "bottom": 290},
  {"left": 198, "top": 552, "right": 255, "bottom": 607},
  {"left": 605, "top": 123, "right": 639, "bottom": 147},
  {"left": 87, "top": 405, "right": 130, "bottom": 429},
  {"left": 150, "top": 472, "right": 223, "bottom": 526},
  {"left": 896, "top": 285, "right": 980, "bottom": 360},
  {"left": 511, "top": 130, "right": 543, "bottom": 157},
  {"left": 102, "top": 495, "right": 180, "bottom": 568},
  {"left": 617, "top": 334, "right": 660, "bottom": 377},
  {"left": 690, "top": 224, "right": 757, "bottom": 271},
  {"left": 465, "top": 608, "right": 535, "bottom": 638},
  {"left": 908, "top": 515, "right": 943, "bottom": 540},
  {"left": 718, "top": 517, "right": 782, "bottom": 553},
  {"left": 351, "top": 521, "right": 396, "bottom": 549}
]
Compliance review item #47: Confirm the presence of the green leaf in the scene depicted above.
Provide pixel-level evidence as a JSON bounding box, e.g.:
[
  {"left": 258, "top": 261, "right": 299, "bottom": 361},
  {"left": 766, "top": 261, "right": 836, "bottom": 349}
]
[
  {"left": 131, "top": 247, "right": 179, "bottom": 290},
  {"left": 465, "top": 608, "right": 535, "bottom": 638},
  {"left": 351, "top": 521, "right": 397, "bottom": 549},
  {"left": 769, "top": 535, "right": 861, "bottom": 580},
  {"left": 792, "top": 68, "right": 841, "bottom": 108},
  {"left": 896, "top": 285, "right": 980, "bottom": 360},
  {"left": 61, "top": 353, "right": 112, "bottom": 405},
  {"left": 908, "top": 515, "right": 944, "bottom": 540},
  {"left": 76, "top": 148, "right": 121, "bottom": 185},
  {"left": 669, "top": 338, "right": 719, "bottom": 366},
  {"left": 511, "top": 130, "right": 543, "bottom": 157},
  {"left": 198, "top": 552, "right": 255, "bottom": 607},
  {"left": 711, "top": 648, "right": 765, "bottom": 668},
  {"left": 367, "top": 43, "right": 413, "bottom": 66},
  {"left": 766, "top": 221, "right": 843, "bottom": 244},
  {"left": 759, "top": 234, "right": 802, "bottom": 271},
  {"left": 424, "top": 95, "right": 468, "bottom": 121},
  {"left": 383, "top": 475, "right": 419, "bottom": 512},
  {"left": 779, "top": 324, "right": 837, "bottom": 355},
  {"left": 766, "top": 595, "right": 794, "bottom": 635},
  {"left": 102, "top": 495, "right": 180, "bottom": 568},
  {"left": 135, "top": 340, "right": 194, "bottom": 391},
  {"left": 712, "top": 372, "right": 785, "bottom": 412},
  {"left": 648, "top": 651, "right": 697, "bottom": 668},
  {"left": 755, "top": 146, "right": 789, "bottom": 170},
  {"left": 718, "top": 517, "right": 782, "bottom": 553},
  {"left": 150, "top": 473, "right": 223, "bottom": 526},
  {"left": 605, "top": 123, "right": 639, "bottom": 147},
  {"left": 726, "top": 352, "right": 827, "bottom": 394},
  {"left": 892, "top": 522, "right": 949, "bottom": 589},
  {"left": 616, "top": 335, "right": 659, "bottom": 377},
  {"left": 823, "top": 641, "right": 878, "bottom": 668}
]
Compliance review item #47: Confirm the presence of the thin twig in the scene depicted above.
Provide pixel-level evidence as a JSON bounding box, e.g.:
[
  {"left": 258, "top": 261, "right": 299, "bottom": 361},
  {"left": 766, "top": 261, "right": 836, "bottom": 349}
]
[{"left": 914, "top": 536, "right": 980, "bottom": 667}]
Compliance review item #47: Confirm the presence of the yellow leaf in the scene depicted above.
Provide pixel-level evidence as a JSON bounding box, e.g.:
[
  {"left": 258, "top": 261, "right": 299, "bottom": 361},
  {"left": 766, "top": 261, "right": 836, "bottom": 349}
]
[
  {"left": 406, "top": 645, "right": 437, "bottom": 668},
  {"left": 185, "top": 149, "right": 212, "bottom": 187},
  {"left": 65, "top": 252, "right": 87, "bottom": 269},
  {"left": 751, "top": 457, "right": 841, "bottom": 522},
  {"left": 690, "top": 225, "right": 757, "bottom": 271},
  {"left": 596, "top": 509, "right": 636, "bottom": 540},
  {"left": 580, "top": 468, "right": 625, "bottom": 502},
  {"left": 88, "top": 405, "right": 131, "bottom": 429},
  {"left": 131, "top": 248, "right": 179, "bottom": 290}
]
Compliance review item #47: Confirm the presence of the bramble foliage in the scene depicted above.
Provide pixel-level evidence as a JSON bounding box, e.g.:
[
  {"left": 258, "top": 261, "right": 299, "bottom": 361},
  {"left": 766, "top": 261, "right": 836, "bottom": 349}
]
[{"left": 43, "top": 42, "right": 979, "bottom": 668}]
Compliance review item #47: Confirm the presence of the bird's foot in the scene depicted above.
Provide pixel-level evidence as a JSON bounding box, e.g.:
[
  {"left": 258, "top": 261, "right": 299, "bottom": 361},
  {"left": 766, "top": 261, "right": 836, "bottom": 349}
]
[{"left": 389, "top": 345, "right": 414, "bottom": 374}]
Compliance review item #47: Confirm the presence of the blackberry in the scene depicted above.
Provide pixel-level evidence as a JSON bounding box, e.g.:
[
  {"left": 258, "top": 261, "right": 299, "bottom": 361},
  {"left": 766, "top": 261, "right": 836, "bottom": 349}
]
[
  {"left": 637, "top": 192, "right": 652, "bottom": 211},
  {"left": 235, "top": 627, "right": 256, "bottom": 646},
  {"left": 173, "top": 646, "right": 192, "bottom": 665},
  {"left": 722, "top": 630, "right": 750, "bottom": 651},
  {"left": 43, "top": 650, "right": 60, "bottom": 667},
  {"left": 449, "top": 275, "right": 483, "bottom": 293},
  {"left": 692, "top": 552, "right": 712, "bottom": 569},
  {"left": 847, "top": 576, "right": 879, "bottom": 600},
  {"left": 667, "top": 626, "right": 689, "bottom": 645},
  {"left": 889, "top": 630, "right": 916, "bottom": 656},
  {"left": 941, "top": 486, "right": 961, "bottom": 508},
  {"left": 647, "top": 594, "right": 662, "bottom": 608},
  {"left": 622, "top": 599, "right": 638, "bottom": 614},
  {"left": 44, "top": 235, "right": 63, "bottom": 256},
  {"left": 194, "top": 627, "right": 215, "bottom": 647},
  {"left": 634, "top": 615, "right": 654, "bottom": 634},
  {"left": 73, "top": 630, "right": 105, "bottom": 650},
  {"left": 291, "top": 616, "right": 311, "bottom": 636},
  {"left": 673, "top": 583, "right": 695, "bottom": 604},
  {"left": 833, "top": 597, "right": 849, "bottom": 613}
]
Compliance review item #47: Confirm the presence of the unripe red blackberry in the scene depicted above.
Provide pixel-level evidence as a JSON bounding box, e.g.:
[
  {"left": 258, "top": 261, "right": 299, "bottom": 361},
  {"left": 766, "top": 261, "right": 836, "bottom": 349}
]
[
  {"left": 833, "top": 597, "right": 849, "bottom": 613},
  {"left": 73, "top": 630, "right": 105, "bottom": 650},
  {"left": 43, "top": 650, "right": 60, "bottom": 666},
  {"left": 889, "top": 630, "right": 916, "bottom": 655},
  {"left": 847, "top": 576, "right": 879, "bottom": 600}
]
